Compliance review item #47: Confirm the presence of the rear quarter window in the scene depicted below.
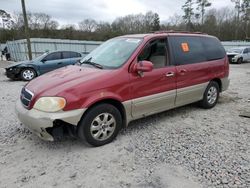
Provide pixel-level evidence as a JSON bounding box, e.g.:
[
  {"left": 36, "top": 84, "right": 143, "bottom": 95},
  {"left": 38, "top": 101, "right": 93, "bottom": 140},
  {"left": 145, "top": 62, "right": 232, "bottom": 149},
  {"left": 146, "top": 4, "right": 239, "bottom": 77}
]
[
  {"left": 62, "top": 52, "right": 81, "bottom": 59},
  {"left": 201, "top": 37, "right": 226, "bottom": 61},
  {"left": 169, "top": 36, "right": 225, "bottom": 65}
]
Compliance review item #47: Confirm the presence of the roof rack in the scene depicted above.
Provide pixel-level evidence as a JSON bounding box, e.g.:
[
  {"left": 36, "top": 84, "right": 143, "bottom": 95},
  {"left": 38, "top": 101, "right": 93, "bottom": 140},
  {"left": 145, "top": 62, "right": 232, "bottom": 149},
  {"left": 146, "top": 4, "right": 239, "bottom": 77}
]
[{"left": 154, "top": 30, "right": 207, "bottom": 35}]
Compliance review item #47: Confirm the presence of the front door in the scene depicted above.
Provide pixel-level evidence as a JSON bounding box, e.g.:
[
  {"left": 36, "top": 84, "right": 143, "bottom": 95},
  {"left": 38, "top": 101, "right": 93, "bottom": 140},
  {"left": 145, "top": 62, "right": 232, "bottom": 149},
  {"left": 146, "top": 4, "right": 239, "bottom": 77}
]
[
  {"left": 130, "top": 38, "right": 177, "bottom": 119},
  {"left": 242, "top": 48, "right": 248, "bottom": 61},
  {"left": 40, "top": 52, "right": 63, "bottom": 74}
]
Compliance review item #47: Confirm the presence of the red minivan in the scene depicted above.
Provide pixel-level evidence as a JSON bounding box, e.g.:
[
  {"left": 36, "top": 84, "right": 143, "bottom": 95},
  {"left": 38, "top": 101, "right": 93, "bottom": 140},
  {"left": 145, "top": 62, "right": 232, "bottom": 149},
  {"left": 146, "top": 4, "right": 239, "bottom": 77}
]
[{"left": 16, "top": 32, "right": 230, "bottom": 146}]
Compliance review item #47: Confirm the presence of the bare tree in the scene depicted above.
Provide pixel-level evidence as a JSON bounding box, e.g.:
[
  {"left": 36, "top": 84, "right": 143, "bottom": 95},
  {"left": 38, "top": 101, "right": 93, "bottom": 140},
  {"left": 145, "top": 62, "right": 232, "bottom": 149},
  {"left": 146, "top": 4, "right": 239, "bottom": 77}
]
[
  {"left": 78, "top": 19, "right": 97, "bottom": 32},
  {"left": 11, "top": 12, "right": 58, "bottom": 30},
  {"left": 168, "top": 14, "right": 184, "bottom": 26}
]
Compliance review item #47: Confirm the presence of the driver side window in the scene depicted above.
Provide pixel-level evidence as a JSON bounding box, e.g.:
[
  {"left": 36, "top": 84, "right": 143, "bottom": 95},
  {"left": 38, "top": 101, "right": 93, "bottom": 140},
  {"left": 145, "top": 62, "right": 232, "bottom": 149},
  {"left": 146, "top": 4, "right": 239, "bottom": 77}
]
[
  {"left": 43, "top": 52, "right": 62, "bottom": 61},
  {"left": 138, "top": 39, "right": 168, "bottom": 69}
]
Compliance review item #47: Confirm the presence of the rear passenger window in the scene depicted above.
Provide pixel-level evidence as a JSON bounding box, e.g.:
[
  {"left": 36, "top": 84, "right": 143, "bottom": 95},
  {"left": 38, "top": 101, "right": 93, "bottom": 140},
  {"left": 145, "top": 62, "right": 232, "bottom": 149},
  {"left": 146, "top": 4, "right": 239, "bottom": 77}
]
[
  {"left": 71, "top": 52, "right": 81, "bottom": 57},
  {"left": 201, "top": 37, "right": 225, "bottom": 60},
  {"left": 169, "top": 36, "right": 206, "bottom": 65}
]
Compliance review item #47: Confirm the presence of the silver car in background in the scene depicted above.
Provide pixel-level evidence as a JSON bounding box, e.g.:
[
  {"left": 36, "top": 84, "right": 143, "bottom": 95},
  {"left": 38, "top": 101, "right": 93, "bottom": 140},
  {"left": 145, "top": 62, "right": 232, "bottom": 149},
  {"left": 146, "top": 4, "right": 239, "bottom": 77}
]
[{"left": 227, "top": 47, "right": 250, "bottom": 64}]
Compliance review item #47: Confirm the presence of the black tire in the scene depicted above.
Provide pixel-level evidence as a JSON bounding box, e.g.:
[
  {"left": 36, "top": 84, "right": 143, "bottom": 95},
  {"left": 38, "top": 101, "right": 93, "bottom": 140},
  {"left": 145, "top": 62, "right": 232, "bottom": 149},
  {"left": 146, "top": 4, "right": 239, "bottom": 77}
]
[
  {"left": 77, "top": 103, "right": 122, "bottom": 147},
  {"left": 20, "top": 68, "right": 37, "bottom": 81},
  {"left": 199, "top": 81, "right": 220, "bottom": 109},
  {"left": 237, "top": 58, "right": 243, "bottom": 64}
]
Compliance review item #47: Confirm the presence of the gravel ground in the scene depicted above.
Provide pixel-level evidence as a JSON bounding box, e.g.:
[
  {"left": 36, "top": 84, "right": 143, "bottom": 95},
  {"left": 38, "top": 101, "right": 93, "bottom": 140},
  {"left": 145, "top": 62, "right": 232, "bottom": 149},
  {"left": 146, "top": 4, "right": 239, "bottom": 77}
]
[{"left": 0, "top": 61, "right": 249, "bottom": 188}]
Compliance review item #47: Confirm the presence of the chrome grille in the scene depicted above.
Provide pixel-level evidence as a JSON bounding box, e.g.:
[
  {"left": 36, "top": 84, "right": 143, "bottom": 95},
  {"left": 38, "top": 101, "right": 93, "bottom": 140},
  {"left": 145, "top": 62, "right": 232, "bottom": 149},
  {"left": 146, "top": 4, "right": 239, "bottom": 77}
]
[{"left": 20, "top": 88, "right": 34, "bottom": 108}]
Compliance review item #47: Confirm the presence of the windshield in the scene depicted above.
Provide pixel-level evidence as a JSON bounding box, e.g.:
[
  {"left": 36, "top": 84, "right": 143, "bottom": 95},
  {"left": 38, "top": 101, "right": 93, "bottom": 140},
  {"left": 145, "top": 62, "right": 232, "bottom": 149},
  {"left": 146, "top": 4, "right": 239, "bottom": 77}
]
[
  {"left": 33, "top": 52, "right": 49, "bottom": 61},
  {"left": 228, "top": 48, "right": 243, "bottom": 54},
  {"left": 80, "top": 38, "right": 142, "bottom": 69}
]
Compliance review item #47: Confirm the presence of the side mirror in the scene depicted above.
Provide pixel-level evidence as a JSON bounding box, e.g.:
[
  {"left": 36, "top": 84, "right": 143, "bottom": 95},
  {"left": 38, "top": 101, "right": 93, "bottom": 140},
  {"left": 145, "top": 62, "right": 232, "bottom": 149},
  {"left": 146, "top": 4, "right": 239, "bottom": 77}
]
[
  {"left": 133, "top": 60, "right": 153, "bottom": 73},
  {"left": 41, "top": 59, "right": 46, "bottom": 63}
]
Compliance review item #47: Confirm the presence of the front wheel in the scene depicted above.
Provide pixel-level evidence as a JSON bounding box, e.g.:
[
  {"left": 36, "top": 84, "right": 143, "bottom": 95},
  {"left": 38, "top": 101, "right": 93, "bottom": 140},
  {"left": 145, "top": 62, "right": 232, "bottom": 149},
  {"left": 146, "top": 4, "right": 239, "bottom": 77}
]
[
  {"left": 237, "top": 58, "right": 243, "bottom": 64},
  {"left": 77, "top": 104, "right": 122, "bottom": 147},
  {"left": 199, "top": 81, "right": 219, "bottom": 109},
  {"left": 20, "top": 68, "right": 36, "bottom": 81}
]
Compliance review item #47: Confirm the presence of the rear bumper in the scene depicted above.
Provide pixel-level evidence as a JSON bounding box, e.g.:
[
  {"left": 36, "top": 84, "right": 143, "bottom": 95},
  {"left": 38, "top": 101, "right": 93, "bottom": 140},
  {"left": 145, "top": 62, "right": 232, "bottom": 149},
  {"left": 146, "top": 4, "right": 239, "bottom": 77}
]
[
  {"left": 221, "top": 77, "right": 230, "bottom": 92},
  {"left": 15, "top": 100, "right": 86, "bottom": 141}
]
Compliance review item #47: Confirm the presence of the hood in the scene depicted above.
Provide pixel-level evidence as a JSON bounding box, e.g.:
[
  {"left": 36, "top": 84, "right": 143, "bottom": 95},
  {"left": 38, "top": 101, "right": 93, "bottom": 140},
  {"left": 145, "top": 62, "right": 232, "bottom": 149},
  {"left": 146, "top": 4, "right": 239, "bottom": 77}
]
[
  {"left": 26, "top": 65, "right": 114, "bottom": 97},
  {"left": 6, "top": 60, "right": 33, "bottom": 69},
  {"left": 226, "top": 52, "right": 240, "bottom": 56}
]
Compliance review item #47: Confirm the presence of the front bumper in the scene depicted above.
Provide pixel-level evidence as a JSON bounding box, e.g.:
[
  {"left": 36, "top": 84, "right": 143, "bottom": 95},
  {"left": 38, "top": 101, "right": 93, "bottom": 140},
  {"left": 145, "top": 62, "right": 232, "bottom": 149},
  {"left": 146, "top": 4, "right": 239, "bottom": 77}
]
[
  {"left": 5, "top": 68, "right": 21, "bottom": 79},
  {"left": 5, "top": 70, "right": 18, "bottom": 79},
  {"left": 15, "top": 100, "right": 86, "bottom": 141},
  {"left": 231, "top": 57, "right": 238, "bottom": 63}
]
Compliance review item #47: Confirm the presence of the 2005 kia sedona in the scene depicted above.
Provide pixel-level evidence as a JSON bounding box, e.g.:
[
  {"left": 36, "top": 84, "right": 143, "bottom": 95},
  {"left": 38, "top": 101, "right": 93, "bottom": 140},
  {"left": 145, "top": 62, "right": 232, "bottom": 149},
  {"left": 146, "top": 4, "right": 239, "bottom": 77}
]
[{"left": 16, "top": 31, "right": 230, "bottom": 146}]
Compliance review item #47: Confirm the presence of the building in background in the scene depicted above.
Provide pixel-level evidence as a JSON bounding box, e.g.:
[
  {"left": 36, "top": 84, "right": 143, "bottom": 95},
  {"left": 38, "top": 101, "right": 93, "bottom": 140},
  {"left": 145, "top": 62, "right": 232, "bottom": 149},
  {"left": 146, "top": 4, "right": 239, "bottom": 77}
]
[{"left": 6, "top": 38, "right": 102, "bottom": 61}]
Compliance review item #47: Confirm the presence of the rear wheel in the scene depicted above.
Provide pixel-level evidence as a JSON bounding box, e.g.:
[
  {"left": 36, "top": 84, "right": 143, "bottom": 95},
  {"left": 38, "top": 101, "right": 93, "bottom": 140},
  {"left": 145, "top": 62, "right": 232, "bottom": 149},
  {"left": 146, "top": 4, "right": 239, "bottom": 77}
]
[
  {"left": 20, "top": 68, "right": 36, "bottom": 81},
  {"left": 77, "top": 104, "right": 122, "bottom": 146},
  {"left": 199, "top": 81, "right": 219, "bottom": 109}
]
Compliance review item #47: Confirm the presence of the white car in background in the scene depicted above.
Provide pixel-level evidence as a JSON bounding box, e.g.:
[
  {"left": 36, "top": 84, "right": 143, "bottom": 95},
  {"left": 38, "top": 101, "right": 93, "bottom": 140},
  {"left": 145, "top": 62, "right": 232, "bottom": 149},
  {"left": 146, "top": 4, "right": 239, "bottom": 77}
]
[{"left": 227, "top": 47, "right": 250, "bottom": 64}]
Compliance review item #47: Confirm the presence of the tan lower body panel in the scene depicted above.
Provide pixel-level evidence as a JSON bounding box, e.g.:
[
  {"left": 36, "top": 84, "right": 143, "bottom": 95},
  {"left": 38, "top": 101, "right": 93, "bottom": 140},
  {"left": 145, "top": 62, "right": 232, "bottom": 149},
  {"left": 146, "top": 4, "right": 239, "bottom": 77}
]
[
  {"left": 221, "top": 77, "right": 230, "bottom": 91},
  {"left": 131, "top": 90, "right": 176, "bottom": 119},
  {"left": 123, "top": 82, "right": 209, "bottom": 125},
  {"left": 175, "top": 82, "right": 209, "bottom": 107}
]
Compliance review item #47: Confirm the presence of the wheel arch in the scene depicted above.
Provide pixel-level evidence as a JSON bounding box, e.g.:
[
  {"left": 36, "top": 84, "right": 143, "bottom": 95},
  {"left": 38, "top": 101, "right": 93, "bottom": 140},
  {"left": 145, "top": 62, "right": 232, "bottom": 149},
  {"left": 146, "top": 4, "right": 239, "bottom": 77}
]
[
  {"left": 211, "top": 78, "right": 222, "bottom": 92},
  {"left": 19, "top": 65, "right": 38, "bottom": 76},
  {"left": 79, "top": 98, "right": 127, "bottom": 128}
]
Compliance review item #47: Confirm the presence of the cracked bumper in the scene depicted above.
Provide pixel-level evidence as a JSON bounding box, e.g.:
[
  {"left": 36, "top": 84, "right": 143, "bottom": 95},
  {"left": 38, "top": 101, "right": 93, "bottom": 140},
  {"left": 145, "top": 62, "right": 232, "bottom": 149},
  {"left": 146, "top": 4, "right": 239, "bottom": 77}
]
[{"left": 15, "top": 100, "right": 86, "bottom": 141}]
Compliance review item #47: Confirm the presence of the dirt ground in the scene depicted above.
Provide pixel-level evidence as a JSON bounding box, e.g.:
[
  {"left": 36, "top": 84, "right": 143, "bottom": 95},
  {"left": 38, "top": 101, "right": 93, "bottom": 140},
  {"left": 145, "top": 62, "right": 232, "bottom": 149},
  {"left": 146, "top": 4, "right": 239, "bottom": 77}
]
[{"left": 0, "top": 61, "right": 249, "bottom": 188}]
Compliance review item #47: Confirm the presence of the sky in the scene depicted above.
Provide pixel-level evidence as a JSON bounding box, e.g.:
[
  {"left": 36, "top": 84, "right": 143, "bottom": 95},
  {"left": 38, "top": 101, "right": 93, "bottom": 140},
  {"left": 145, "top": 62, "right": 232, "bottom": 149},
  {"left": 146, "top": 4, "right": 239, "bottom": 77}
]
[{"left": 0, "top": 0, "right": 234, "bottom": 25}]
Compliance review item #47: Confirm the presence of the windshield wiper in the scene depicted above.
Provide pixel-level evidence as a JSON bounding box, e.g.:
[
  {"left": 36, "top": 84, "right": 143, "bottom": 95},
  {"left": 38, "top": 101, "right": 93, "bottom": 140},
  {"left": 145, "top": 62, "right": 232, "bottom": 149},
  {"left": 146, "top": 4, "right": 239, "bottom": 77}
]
[{"left": 80, "top": 57, "right": 103, "bottom": 69}]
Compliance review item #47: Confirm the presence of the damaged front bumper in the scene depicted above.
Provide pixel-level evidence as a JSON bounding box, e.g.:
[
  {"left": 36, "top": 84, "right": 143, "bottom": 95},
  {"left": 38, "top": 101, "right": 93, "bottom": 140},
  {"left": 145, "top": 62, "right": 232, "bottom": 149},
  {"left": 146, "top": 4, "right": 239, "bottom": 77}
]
[{"left": 15, "top": 100, "right": 86, "bottom": 141}]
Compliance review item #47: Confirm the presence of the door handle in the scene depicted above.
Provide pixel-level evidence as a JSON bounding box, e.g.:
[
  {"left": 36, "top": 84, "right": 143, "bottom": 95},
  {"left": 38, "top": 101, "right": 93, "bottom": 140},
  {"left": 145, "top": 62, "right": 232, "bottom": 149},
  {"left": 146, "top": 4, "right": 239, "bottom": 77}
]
[
  {"left": 57, "top": 62, "right": 63, "bottom": 65},
  {"left": 165, "top": 72, "right": 175, "bottom": 77},
  {"left": 179, "top": 69, "right": 187, "bottom": 75}
]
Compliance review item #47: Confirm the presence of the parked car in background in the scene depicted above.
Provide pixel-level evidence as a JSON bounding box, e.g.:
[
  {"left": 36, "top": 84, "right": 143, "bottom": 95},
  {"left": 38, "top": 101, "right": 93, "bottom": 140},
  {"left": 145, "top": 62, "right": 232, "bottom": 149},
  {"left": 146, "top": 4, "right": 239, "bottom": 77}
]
[
  {"left": 5, "top": 51, "right": 82, "bottom": 81},
  {"left": 227, "top": 47, "right": 250, "bottom": 64},
  {"left": 16, "top": 32, "right": 230, "bottom": 146}
]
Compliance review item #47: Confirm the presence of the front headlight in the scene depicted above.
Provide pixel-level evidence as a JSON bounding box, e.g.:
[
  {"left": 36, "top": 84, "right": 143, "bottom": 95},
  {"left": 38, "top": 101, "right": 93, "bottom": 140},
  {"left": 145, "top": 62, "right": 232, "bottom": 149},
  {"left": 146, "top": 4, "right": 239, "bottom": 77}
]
[
  {"left": 234, "top": 55, "right": 240, "bottom": 59},
  {"left": 33, "top": 97, "right": 66, "bottom": 112}
]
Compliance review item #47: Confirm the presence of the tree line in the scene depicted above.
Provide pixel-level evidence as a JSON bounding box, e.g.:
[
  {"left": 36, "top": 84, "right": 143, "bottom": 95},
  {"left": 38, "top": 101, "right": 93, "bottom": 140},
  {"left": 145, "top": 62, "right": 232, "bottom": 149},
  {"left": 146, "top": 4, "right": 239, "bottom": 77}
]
[{"left": 0, "top": 0, "right": 249, "bottom": 43}]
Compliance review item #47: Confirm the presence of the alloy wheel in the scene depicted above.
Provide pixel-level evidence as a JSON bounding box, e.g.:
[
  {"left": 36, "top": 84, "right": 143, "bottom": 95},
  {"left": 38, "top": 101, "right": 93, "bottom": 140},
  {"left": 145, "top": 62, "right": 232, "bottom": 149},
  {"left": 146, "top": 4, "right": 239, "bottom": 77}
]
[
  {"left": 90, "top": 113, "right": 116, "bottom": 141},
  {"left": 207, "top": 86, "right": 218, "bottom": 105},
  {"left": 22, "top": 69, "right": 35, "bottom": 80}
]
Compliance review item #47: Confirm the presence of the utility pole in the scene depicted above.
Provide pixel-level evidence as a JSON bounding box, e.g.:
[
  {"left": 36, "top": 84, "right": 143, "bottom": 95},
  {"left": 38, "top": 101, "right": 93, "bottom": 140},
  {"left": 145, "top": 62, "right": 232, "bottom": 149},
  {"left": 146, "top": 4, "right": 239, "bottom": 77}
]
[{"left": 21, "top": 0, "right": 32, "bottom": 60}]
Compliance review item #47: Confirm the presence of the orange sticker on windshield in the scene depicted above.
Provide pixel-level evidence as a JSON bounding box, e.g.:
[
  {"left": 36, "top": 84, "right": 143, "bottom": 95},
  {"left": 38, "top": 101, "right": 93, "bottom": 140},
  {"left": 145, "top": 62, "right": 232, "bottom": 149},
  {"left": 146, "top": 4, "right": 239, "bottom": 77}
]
[{"left": 181, "top": 43, "right": 189, "bottom": 52}]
